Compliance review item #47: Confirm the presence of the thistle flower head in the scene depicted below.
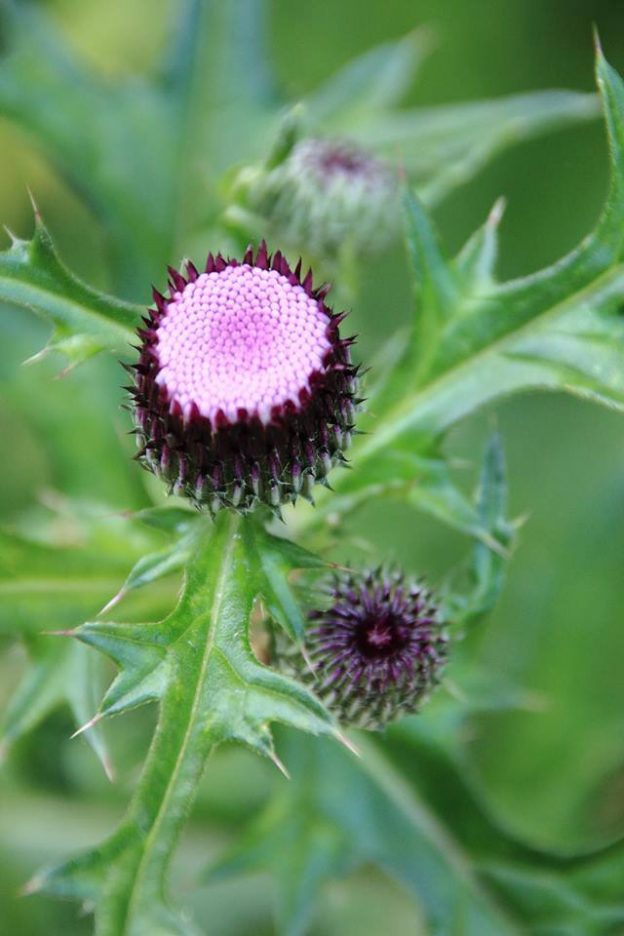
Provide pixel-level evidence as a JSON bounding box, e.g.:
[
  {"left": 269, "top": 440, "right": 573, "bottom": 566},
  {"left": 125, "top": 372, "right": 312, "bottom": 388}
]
[
  {"left": 248, "top": 137, "right": 400, "bottom": 257},
  {"left": 130, "top": 243, "right": 358, "bottom": 513},
  {"left": 276, "top": 568, "right": 447, "bottom": 730}
]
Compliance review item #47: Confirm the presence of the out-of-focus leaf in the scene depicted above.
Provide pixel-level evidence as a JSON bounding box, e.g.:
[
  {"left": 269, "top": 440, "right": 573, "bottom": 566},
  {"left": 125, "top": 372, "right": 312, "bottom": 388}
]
[
  {"left": 307, "top": 30, "right": 434, "bottom": 128},
  {"left": 208, "top": 700, "right": 624, "bottom": 936},
  {"left": 0, "top": 528, "right": 135, "bottom": 639},
  {"left": 461, "top": 460, "right": 624, "bottom": 854},
  {"left": 0, "top": 1, "right": 176, "bottom": 287},
  {"left": 209, "top": 731, "right": 520, "bottom": 936},
  {"left": 0, "top": 215, "right": 138, "bottom": 367},
  {"left": 381, "top": 715, "right": 624, "bottom": 936},
  {"left": 443, "top": 432, "right": 515, "bottom": 629},
  {"left": 0, "top": 0, "right": 279, "bottom": 290},
  {"left": 0, "top": 636, "right": 112, "bottom": 778},
  {"left": 357, "top": 89, "right": 599, "bottom": 205},
  {"left": 168, "top": 0, "right": 277, "bottom": 180},
  {"left": 0, "top": 502, "right": 179, "bottom": 768}
]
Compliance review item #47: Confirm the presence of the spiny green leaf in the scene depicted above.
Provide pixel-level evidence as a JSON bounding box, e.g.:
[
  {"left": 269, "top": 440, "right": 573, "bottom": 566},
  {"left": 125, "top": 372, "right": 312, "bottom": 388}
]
[
  {"left": 0, "top": 214, "right": 139, "bottom": 368},
  {"left": 294, "top": 448, "right": 504, "bottom": 552},
  {"left": 454, "top": 197, "right": 506, "bottom": 292},
  {"left": 331, "top": 46, "right": 624, "bottom": 504},
  {"left": 34, "top": 514, "right": 339, "bottom": 934},
  {"left": 98, "top": 536, "right": 194, "bottom": 616},
  {"left": 73, "top": 619, "right": 172, "bottom": 719}
]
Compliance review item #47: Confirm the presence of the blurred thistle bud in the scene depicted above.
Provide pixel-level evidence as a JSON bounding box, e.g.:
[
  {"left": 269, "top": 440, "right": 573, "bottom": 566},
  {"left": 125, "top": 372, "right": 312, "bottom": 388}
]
[
  {"left": 275, "top": 567, "right": 448, "bottom": 730},
  {"left": 235, "top": 123, "right": 400, "bottom": 258},
  {"left": 129, "top": 242, "right": 359, "bottom": 514}
]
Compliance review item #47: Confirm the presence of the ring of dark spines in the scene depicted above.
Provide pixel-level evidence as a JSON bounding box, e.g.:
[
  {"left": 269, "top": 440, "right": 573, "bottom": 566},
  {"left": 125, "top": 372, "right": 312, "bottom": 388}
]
[{"left": 128, "top": 242, "right": 360, "bottom": 514}]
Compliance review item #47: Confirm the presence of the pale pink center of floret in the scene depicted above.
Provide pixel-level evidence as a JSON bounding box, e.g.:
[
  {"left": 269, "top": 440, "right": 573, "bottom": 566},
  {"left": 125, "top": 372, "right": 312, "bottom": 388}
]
[{"left": 154, "top": 265, "right": 332, "bottom": 425}]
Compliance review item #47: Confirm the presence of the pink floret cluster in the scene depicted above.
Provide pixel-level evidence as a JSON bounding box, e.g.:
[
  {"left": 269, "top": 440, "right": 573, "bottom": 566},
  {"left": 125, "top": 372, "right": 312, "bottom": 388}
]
[{"left": 154, "top": 265, "right": 331, "bottom": 425}]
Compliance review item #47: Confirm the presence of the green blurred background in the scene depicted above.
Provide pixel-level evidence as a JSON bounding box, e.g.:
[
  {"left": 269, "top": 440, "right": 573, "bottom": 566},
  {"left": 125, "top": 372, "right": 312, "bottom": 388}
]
[{"left": 1, "top": 0, "right": 624, "bottom": 933}]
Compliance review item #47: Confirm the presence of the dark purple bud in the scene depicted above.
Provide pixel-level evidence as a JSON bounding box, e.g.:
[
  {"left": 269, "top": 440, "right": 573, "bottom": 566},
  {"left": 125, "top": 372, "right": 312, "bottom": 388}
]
[{"left": 275, "top": 567, "right": 448, "bottom": 730}]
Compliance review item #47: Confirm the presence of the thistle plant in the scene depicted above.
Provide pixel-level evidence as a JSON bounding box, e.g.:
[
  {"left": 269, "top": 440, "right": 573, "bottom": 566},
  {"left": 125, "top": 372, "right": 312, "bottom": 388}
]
[{"left": 1, "top": 3, "right": 624, "bottom": 935}]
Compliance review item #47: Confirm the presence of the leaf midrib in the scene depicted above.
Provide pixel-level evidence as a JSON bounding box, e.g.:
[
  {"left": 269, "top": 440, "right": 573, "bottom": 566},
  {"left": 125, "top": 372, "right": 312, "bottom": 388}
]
[
  {"left": 357, "top": 263, "right": 624, "bottom": 460},
  {"left": 0, "top": 268, "right": 140, "bottom": 340},
  {"left": 121, "top": 512, "right": 240, "bottom": 933}
]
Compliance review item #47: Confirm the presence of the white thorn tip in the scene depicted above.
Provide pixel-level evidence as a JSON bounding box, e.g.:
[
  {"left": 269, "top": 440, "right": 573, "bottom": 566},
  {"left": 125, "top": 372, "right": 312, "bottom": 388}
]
[
  {"left": 98, "top": 588, "right": 126, "bottom": 616},
  {"left": 300, "top": 643, "right": 315, "bottom": 675},
  {"left": 71, "top": 713, "right": 103, "bottom": 739},
  {"left": 102, "top": 753, "right": 115, "bottom": 783},
  {"left": 488, "top": 196, "right": 507, "bottom": 226},
  {"left": 334, "top": 729, "right": 360, "bottom": 757},
  {"left": 269, "top": 750, "right": 291, "bottom": 780},
  {"left": 22, "top": 347, "right": 50, "bottom": 367},
  {"left": 20, "top": 874, "right": 44, "bottom": 898}
]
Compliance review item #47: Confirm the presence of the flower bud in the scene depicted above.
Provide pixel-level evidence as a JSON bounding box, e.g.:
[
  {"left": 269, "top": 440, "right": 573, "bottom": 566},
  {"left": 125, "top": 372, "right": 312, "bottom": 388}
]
[
  {"left": 275, "top": 567, "right": 447, "bottom": 730},
  {"left": 248, "top": 138, "right": 400, "bottom": 257}
]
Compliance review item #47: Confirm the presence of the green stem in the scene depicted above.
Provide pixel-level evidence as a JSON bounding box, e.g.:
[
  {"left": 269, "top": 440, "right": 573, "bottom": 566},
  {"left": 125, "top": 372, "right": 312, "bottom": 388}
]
[{"left": 100, "top": 512, "right": 244, "bottom": 935}]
